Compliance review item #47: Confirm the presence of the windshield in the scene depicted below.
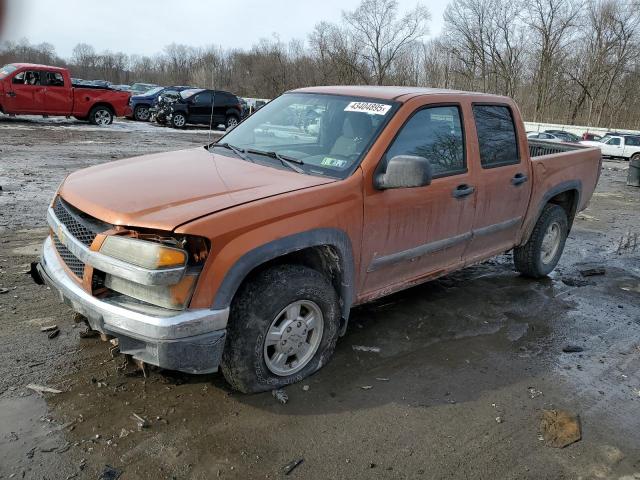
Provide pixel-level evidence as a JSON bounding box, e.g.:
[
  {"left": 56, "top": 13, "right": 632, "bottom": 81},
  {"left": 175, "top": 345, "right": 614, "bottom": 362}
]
[
  {"left": 218, "top": 93, "right": 397, "bottom": 178},
  {"left": 143, "top": 87, "right": 163, "bottom": 96},
  {"left": 180, "top": 89, "right": 204, "bottom": 99},
  {"left": 0, "top": 64, "right": 17, "bottom": 79}
]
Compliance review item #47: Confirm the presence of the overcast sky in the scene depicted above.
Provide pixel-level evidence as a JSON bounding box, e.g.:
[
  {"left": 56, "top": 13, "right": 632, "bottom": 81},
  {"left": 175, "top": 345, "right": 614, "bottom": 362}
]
[{"left": 1, "top": 0, "right": 449, "bottom": 58}]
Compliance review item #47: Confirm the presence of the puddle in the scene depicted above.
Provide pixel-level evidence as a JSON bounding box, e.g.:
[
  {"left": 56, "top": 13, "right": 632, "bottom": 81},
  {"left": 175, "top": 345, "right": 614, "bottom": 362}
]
[{"left": 0, "top": 394, "right": 65, "bottom": 475}]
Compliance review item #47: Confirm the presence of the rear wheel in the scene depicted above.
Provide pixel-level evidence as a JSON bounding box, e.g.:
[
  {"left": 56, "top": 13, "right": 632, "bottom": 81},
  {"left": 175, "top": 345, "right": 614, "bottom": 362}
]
[
  {"left": 225, "top": 115, "right": 239, "bottom": 130},
  {"left": 88, "top": 106, "right": 113, "bottom": 126},
  {"left": 514, "top": 204, "right": 568, "bottom": 278},
  {"left": 133, "top": 105, "right": 151, "bottom": 121},
  {"left": 631, "top": 153, "right": 640, "bottom": 162},
  {"left": 221, "top": 265, "right": 340, "bottom": 393}
]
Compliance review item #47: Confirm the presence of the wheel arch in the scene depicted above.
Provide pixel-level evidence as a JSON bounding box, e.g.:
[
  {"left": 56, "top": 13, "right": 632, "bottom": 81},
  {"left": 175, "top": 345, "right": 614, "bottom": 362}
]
[
  {"left": 520, "top": 180, "right": 582, "bottom": 245},
  {"left": 212, "top": 228, "right": 355, "bottom": 335},
  {"left": 90, "top": 102, "right": 115, "bottom": 115}
]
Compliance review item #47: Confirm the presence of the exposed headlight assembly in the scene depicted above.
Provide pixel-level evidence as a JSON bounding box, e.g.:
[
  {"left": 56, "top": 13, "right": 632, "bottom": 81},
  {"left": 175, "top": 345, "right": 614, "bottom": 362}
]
[
  {"left": 100, "top": 236, "right": 187, "bottom": 270},
  {"left": 105, "top": 272, "right": 197, "bottom": 310}
]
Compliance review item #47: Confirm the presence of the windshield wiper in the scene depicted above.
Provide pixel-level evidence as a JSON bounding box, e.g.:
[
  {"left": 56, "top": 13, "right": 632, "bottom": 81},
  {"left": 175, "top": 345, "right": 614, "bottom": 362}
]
[
  {"left": 246, "top": 149, "right": 305, "bottom": 173},
  {"left": 210, "top": 142, "right": 253, "bottom": 163}
]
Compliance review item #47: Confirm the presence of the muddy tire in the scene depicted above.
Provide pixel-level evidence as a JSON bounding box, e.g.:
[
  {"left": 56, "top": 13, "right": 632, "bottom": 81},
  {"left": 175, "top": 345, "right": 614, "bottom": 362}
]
[
  {"left": 88, "top": 105, "right": 113, "bottom": 126},
  {"left": 221, "top": 265, "right": 341, "bottom": 393},
  {"left": 133, "top": 105, "right": 151, "bottom": 121},
  {"left": 514, "top": 204, "right": 568, "bottom": 278},
  {"left": 631, "top": 153, "right": 640, "bottom": 162}
]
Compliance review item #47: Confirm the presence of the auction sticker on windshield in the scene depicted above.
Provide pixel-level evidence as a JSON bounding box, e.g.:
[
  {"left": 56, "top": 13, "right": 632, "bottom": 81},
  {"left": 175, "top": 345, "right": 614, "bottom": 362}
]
[{"left": 344, "top": 102, "right": 391, "bottom": 116}]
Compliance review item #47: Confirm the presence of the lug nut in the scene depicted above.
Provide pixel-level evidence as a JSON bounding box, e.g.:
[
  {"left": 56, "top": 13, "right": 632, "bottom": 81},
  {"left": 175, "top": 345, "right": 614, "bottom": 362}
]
[
  {"left": 286, "top": 327, "right": 292, "bottom": 333},
  {"left": 297, "top": 321, "right": 302, "bottom": 327}
]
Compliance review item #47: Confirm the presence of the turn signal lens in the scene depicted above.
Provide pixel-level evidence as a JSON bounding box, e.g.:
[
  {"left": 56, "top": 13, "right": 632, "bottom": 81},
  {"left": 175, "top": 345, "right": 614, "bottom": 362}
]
[{"left": 100, "top": 236, "right": 187, "bottom": 270}]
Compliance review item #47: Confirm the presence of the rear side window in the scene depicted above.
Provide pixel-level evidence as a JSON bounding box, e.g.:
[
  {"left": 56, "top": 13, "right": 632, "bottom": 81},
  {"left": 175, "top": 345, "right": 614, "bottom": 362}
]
[
  {"left": 386, "top": 105, "right": 465, "bottom": 177},
  {"left": 193, "top": 92, "right": 212, "bottom": 104},
  {"left": 473, "top": 105, "right": 519, "bottom": 168},
  {"left": 625, "top": 136, "right": 640, "bottom": 146},
  {"left": 45, "top": 71, "right": 64, "bottom": 87}
]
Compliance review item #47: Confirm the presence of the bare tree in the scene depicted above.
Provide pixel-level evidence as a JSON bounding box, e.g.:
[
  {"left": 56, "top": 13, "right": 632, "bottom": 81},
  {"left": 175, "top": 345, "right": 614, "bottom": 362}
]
[
  {"left": 526, "top": 0, "right": 581, "bottom": 121},
  {"left": 342, "top": 0, "right": 431, "bottom": 85},
  {"left": 2, "top": 0, "right": 640, "bottom": 129}
]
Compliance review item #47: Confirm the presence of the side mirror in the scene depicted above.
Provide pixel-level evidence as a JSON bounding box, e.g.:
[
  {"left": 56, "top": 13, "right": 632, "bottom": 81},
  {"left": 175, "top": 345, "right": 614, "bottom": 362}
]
[{"left": 374, "top": 155, "right": 433, "bottom": 190}]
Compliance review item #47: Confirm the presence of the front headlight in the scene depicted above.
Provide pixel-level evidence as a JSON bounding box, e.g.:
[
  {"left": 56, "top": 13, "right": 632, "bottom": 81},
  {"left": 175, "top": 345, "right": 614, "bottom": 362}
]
[
  {"left": 100, "top": 236, "right": 187, "bottom": 270},
  {"left": 105, "top": 272, "right": 197, "bottom": 310}
]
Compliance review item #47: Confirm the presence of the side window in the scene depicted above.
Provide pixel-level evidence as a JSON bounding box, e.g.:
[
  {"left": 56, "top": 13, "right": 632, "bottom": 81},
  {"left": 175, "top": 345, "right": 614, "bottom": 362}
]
[
  {"left": 194, "top": 92, "right": 212, "bottom": 105},
  {"left": 473, "top": 105, "right": 519, "bottom": 168},
  {"left": 12, "top": 71, "right": 25, "bottom": 84},
  {"left": 386, "top": 105, "right": 465, "bottom": 177},
  {"left": 609, "top": 137, "right": 621, "bottom": 146},
  {"left": 46, "top": 71, "right": 64, "bottom": 87}
]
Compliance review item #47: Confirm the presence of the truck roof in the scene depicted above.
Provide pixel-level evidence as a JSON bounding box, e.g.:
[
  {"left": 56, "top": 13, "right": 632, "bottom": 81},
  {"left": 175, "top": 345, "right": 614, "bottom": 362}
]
[
  {"left": 291, "top": 85, "right": 510, "bottom": 102},
  {"left": 9, "top": 63, "right": 67, "bottom": 72}
]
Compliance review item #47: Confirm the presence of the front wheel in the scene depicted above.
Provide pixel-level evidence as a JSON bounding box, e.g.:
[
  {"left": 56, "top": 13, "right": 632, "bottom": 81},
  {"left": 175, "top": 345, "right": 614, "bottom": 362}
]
[
  {"left": 171, "top": 112, "right": 187, "bottom": 128},
  {"left": 514, "top": 204, "right": 568, "bottom": 278},
  {"left": 134, "top": 105, "right": 151, "bottom": 121},
  {"left": 88, "top": 106, "right": 113, "bottom": 126},
  {"left": 221, "top": 265, "right": 341, "bottom": 393}
]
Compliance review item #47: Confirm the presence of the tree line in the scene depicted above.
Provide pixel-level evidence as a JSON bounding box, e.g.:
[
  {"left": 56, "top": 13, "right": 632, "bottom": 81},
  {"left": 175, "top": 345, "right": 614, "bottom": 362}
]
[{"left": 1, "top": 0, "right": 639, "bottom": 129}]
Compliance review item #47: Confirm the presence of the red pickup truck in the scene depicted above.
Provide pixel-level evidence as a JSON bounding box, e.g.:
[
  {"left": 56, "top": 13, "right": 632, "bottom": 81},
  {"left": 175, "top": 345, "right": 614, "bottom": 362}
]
[
  {"left": 0, "top": 63, "right": 131, "bottom": 125},
  {"left": 34, "top": 86, "right": 601, "bottom": 392}
]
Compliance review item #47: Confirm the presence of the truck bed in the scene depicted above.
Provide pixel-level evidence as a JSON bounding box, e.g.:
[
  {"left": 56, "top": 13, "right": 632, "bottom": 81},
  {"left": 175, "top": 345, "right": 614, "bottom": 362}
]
[
  {"left": 519, "top": 139, "right": 602, "bottom": 244},
  {"left": 528, "top": 139, "right": 585, "bottom": 157}
]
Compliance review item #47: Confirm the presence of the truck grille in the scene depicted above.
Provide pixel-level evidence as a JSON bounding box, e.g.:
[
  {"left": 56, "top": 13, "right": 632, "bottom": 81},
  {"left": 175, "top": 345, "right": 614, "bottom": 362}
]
[
  {"left": 52, "top": 197, "right": 111, "bottom": 280},
  {"left": 53, "top": 235, "right": 85, "bottom": 278},
  {"left": 53, "top": 197, "right": 102, "bottom": 247}
]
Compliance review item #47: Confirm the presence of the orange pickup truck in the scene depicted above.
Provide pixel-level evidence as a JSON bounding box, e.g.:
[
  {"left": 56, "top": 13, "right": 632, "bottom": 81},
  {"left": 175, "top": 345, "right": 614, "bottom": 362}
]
[{"left": 34, "top": 86, "right": 601, "bottom": 392}]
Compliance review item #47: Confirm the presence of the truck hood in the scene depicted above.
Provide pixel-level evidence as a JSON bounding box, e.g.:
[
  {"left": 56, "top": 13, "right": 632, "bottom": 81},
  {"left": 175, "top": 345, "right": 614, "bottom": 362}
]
[{"left": 59, "top": 147, "right": 335, "bottom": 231}]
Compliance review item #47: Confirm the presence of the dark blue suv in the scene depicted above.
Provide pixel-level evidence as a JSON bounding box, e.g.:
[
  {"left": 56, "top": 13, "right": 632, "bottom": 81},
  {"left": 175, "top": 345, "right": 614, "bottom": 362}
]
[{"left": 128, "top": 86, "right": 193, "bottom": 121}]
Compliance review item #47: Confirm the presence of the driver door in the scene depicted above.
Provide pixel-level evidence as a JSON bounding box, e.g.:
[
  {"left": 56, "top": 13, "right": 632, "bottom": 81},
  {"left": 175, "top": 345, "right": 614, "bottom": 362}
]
[
  {"left": 360, "top": 102, "right": 477, "bottom": 296},
  {"left": 190, "top": 91, "right": 213, "bottom": 124},
  {"left": 7, "top": 70, "right": 44, "bottom": 113}
]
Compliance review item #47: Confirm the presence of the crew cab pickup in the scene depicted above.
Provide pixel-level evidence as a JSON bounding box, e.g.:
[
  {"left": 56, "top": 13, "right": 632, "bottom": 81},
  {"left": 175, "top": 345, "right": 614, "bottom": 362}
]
[
  {"left": 33, "top": 86, "right": 601, "bottom": 393},
  {"left": 581, "top": 134, "right": 640, "bottom": 161},
  {"left": 0, "top": 63, "right": 131, "bottom": 125}
]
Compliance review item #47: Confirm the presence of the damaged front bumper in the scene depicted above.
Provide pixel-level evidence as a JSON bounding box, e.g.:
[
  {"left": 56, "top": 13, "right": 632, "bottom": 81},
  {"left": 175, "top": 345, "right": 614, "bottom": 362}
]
[{"left": 36, "top": 236, "right": 228, "bottom": 374}]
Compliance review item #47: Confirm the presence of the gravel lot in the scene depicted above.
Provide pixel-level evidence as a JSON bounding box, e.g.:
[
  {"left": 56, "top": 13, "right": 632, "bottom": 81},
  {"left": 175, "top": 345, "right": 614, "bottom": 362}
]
[{"left": 1, "top": 115, "right": 639, "bottom": 480}]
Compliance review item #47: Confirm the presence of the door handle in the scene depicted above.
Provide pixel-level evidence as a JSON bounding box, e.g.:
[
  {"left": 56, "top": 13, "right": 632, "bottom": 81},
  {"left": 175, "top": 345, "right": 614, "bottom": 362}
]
[
  {"left": 452, "top": 184, "right": 475, "bottom": 198},
  {"left": 6, "top": 91, "right": 16, "bottom": 97},
  {"left": 511, "top": 173, "right": 528, "bottom": 185},
  {"left": 511, "top": 173, "right": 529, "bottom": 186}
]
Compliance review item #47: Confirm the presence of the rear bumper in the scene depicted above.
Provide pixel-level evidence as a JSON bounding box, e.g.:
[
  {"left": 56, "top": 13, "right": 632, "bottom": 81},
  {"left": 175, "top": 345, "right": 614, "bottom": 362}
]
[{"left": 37, "top": 236, "right": 228, "bottom": 374}]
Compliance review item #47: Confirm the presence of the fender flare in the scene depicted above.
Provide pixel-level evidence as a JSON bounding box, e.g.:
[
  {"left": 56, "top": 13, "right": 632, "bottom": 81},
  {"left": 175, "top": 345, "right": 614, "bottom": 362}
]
[
  {"left": 212, "top": 228, "right": 356, "bottom": 328},
  {"left": 521, "top": 180, "right": 582, "bottom": 244}
]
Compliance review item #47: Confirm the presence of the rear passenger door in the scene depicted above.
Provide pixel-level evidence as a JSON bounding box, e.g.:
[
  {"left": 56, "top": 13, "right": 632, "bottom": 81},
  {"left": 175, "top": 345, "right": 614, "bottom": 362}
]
[
  {"left": 361, "top": 103, "right": 476, "bottom": 295},
  {"left": 464, "top": 104, "right": 532, "bottom": 263},
  {"left": 43, "top": 71, "right": 72, "bottom": 115}
]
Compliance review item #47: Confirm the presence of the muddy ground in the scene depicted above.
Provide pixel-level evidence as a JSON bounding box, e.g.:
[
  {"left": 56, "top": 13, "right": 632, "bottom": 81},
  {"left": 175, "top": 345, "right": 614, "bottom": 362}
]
[{"left": 1, "top": 115, "right": 639, "bottom": 480}]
